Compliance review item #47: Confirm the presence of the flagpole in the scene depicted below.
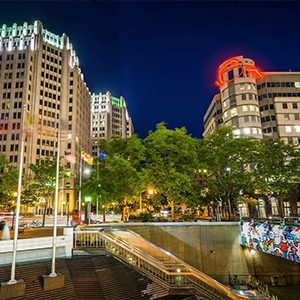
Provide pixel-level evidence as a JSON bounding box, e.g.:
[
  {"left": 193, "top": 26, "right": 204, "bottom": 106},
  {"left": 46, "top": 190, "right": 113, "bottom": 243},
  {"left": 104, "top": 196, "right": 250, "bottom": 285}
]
[
  {"left": 50, "top": 120, "right": 61, "bottom": 277},
  {"left": 60, "top": 177, "right": 64, "bottom": 217},
  {"left": 8, "top": 104, "right": 26, "bottom": 284}
]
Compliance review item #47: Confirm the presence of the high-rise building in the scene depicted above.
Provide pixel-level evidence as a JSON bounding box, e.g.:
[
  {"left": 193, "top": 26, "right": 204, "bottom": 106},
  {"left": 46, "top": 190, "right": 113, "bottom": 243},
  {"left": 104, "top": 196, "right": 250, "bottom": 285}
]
[
  {"left": 0, "top": 21, "right": 92, "bottom": 213},
  {"left": 203, "top": 56, "right": 300, "bottom": 145},
  {"left": 91, "top": 91, "right": 133, "bottom": 156}
]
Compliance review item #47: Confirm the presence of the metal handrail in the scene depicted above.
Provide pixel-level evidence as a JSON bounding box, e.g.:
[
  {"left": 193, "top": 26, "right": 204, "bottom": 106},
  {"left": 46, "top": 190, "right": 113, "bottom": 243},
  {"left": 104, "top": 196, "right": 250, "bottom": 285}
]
[{"left": 73, "top": 229, "right": 263, "bottom": 300}]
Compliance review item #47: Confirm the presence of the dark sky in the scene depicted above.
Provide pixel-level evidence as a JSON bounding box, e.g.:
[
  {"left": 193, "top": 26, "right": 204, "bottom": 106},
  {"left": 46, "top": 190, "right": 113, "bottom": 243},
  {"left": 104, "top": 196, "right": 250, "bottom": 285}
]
[{"left": 1, "top": 1, "right": 300, "bottom": 138}]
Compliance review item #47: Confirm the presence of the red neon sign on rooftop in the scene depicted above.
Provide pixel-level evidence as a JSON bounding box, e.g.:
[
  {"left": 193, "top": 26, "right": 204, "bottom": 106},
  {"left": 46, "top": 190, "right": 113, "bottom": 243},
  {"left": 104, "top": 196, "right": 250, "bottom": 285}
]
[{"left": 215, "top": 56, "right": 264, "bottom": 87}]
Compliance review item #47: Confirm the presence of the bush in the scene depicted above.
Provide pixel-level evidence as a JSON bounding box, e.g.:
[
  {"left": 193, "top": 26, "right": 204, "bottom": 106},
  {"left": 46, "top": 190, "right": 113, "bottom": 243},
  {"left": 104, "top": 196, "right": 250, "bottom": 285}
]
[{"left": 129, "top": 212, "right": 153, "bottom": 222}]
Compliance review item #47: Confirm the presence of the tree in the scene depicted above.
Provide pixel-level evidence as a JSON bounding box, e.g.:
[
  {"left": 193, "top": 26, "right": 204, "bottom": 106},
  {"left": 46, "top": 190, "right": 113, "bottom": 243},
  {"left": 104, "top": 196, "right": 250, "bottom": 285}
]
[
  {"left": 82, "top": 155, "right": 143, "bottom": 219},
  {"left": 29, "top": 157, "right": 67, "bottom": 226},
  {"left": 254, "top": 139, "right": 300, "bottom": 217},
  {"left": 143, "top": 123, "right": 199, "bottom": 218},
  {"left": 198, "top": 126, "right": 260, "bottom": 220},
  {"left": 0, "top": 155, "right": 18, "bottom": 210}
]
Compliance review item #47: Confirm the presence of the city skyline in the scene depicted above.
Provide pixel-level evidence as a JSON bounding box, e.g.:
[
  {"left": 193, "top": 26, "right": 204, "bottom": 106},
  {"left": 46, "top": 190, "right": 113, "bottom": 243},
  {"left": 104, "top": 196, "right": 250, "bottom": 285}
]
[{"left": 1, "top": 2, "right": 300, "bottom": 137}]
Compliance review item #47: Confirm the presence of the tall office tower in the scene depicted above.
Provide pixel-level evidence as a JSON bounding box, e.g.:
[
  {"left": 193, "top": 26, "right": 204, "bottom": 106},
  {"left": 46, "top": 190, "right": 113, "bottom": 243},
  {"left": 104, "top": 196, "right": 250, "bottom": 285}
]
[
  {"left": 0, "top": 21, "right": 91, "bottom": 213},
  {"left": 203, "top": 56, "right": 300, "bottom": 145},
  {"left": 203, "top": 94, "right": 222, "bottom": 137},
  {"left": 91, "top": 91, "right": 133, "bottom": 156}
]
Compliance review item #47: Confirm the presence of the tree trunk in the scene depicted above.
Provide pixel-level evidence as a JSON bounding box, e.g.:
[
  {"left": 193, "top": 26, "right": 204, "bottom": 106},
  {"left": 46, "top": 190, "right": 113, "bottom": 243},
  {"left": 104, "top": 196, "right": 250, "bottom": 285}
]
[
  {"left": 277, "top": 198, "right": 285, "bottom": 218},
  {"left": 265, "top": 196, "right": 272, "bottom": 218},
  {"left": 42, "top": 200, "right": 48, "bottom": 227}
]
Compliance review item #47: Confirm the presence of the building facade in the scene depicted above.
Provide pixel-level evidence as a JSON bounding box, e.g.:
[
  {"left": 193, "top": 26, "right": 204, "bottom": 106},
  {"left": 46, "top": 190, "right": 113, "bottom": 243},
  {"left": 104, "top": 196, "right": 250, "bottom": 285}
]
[
  {"left": 91, "top": 91, "right": 133, "bottom": 156},
  {"left": 203, "top": 56, "right": 300, "bottom": 145},
  {"left": 0, "top": 21, "right": 92, "bottom": 213}
]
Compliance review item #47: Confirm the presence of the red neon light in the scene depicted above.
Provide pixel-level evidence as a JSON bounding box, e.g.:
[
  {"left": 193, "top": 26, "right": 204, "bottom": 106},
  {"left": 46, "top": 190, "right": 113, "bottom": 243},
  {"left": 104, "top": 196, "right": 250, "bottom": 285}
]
[{"left": 215, "top": 56, "right": 263, "bottom": 87}]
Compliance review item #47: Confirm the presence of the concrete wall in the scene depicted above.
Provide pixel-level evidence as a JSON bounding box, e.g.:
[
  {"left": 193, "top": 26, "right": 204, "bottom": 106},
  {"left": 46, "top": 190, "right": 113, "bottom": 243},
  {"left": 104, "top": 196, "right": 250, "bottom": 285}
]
[
  {"left": 243, "top": 246, "right": 300, "bottom": 285},
  {"left": 99, "top": 222, "right": 249, "bottom": 284},
  {"left": 98, "top": 222, "right": 300, "bottom": 285}
]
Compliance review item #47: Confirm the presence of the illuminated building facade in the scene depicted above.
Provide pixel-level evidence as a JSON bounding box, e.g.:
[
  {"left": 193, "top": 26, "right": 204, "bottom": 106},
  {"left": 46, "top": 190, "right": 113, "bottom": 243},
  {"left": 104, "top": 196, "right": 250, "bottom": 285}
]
[
  {"left": 91, "top": 92, "right": 133, "bottom": 156},
  {"left": 204, "top": 56, "right": 300, "bottom": 145},
  {"left": 0, "top": 21, "right": 92, "bottom": 213}
]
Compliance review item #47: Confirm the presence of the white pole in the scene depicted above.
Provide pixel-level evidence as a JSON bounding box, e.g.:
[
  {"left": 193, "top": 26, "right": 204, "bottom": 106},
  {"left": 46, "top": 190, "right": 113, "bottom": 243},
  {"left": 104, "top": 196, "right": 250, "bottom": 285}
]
[
  {"left": 8, "top": 105, "right": 26, "bottom": 284},
  {"left": 60, "top": 178, "right": 64, "bottom": 217},
  {"left": 50, "top": 122, "right": 61, "bottom": 277},
  {"left": 78, "top": 156, "right": 82, "bottom": 212}
]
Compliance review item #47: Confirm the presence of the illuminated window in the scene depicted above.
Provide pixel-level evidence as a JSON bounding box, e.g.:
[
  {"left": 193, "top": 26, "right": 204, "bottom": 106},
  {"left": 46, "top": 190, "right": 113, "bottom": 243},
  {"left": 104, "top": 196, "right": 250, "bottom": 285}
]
[
  {"left": 240, "top": 84, "right": 245, "bottom": 90},
  {"left": 224, "top": 111, "right": 228, "bottom": 118},
  {"left": 231, "top": 108, "right": 237, "bottom": 116},
  {"left": 242, "top": 105, "right": 248, "bottom": 112},
  {"left": 284, "top": 114, "right": 290, "bottom": 121},
  {"left": 244, "top": 128, "right": 250, "bottom": 134},
  {"left": 286, "top": 126, "right": 292, "bottom": 133},
  {"left": 252, "top": 128, "right": 258, "bottom": 134},
  {"left": 295, "top": 126, "right": 300, "bottom": 132}
]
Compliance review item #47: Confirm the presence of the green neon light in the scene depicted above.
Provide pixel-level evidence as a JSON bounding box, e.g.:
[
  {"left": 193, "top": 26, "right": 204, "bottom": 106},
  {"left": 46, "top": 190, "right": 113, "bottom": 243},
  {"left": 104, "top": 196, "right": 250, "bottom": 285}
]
[{"left": 111, "top": 96, "right": 123, "bottom": 108}]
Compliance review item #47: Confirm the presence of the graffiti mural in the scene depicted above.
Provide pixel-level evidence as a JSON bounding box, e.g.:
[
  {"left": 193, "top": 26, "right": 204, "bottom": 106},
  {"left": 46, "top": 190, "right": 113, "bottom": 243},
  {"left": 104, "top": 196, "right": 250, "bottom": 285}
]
[{"left": 241, "top": 221, "right": 300, "bottom": 263}]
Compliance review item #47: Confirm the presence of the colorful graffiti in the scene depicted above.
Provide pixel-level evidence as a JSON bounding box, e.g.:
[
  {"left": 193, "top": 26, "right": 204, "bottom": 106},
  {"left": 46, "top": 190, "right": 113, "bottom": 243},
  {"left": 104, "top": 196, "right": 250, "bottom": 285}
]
[{"left": 241, "top": 221, "right": 300, "bottom": 263}]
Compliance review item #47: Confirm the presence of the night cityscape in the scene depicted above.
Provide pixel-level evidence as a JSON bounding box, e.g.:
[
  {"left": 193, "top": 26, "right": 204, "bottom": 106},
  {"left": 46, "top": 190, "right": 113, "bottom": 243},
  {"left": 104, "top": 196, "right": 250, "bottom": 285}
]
[{"left": 0, "top": 2, "right": 300, "bottom": 300}]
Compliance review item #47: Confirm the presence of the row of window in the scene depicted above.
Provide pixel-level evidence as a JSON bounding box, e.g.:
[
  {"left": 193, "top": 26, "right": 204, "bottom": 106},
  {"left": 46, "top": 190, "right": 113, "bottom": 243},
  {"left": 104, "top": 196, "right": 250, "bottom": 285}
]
[
  {"left": 0, "top": 112, "right": 21, "bottom": 120},
  {"left": 282, "top": 102, "right": 298, "bottom": 109},
  {"left": 3, "top": 81, "right": 24, "bottom": 89},
  {"left": 41, "top": 62, "right": 61, "bottom": 74},
  {"left": 0, "top": 123, "right": 20, "bottom": 130},
  {"left": 281, "top": 113, "right": 300, "bottom": 121},
  {"left": 36, "top": 149, "right": 55, "bottom": 156},
  {"left": 41, "top": 71, "right": 61, "bottom": 83},
  {"left": 261, "top": 115, "right": 276, "bottom": 123},
  {"left": 42, "top": 44, "right": 62, "bottom": 57},
  {"left": 257, "top": 82, "right": 300, "bottom": 89},
  {"left": 39, "top": 99, "right": 60, "bottom": 110},
  {"left": 234, "top": 127, "right": 262, "bottom": 136},
  {"left": 3, "top": 71, "right": 24, "bottom": 79},
  {"left": 263, "top": 127, "right": 277, "bottom": 133},
  {"left": 40, "top": 81, "right": 61, "bottom": 91},
  {"left": 2, "top": 91, "right": 23, "bottom": 99},
  {"left": 0, "top": 62, "right": 25, "bottom": 70},
  {"left": 42, "top": 53, "right": 61, "bottom": 65},
  {"left": 0, "top": 53, "right": 26, "bottom": 61},
  {"left": 37, "top": 139, "right": 57, "bottom": 147},
  {"left": 258, "top": 93, "right": 300, "bottom": 100},
  {"left": 40, "top": 90, "right": 60, "bottom": 100},
  {"left": 1, "top": 102, "right": 22, "bottom": 109}
]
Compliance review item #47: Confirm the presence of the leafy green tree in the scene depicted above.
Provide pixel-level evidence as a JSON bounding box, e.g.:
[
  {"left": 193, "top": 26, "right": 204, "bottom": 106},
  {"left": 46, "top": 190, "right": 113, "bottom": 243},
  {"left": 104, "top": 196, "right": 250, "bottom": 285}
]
[
  {"left": 29, "top": 157, "right": 67, "bottom": 226},
  {"left": 198, "top": 126, "right": 260, "bottom": 220},
  {"left": 143, "top": 123, "right": 199, "bottom": 218},
  {"left": 254, "top": 139, "right": 300, "bottom": 217},
  {"left": 0, "top": 165, "right": 18, "bottom": 209},
  {"left": 82, "top": 155, "right": 143, "bottom": 219}
]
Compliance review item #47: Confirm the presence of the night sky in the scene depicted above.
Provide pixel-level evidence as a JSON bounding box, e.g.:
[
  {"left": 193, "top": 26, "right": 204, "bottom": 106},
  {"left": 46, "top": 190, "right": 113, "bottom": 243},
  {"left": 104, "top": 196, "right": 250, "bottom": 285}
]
[{"left": 1, "top": 1, "right": 300, "bottom": 138}]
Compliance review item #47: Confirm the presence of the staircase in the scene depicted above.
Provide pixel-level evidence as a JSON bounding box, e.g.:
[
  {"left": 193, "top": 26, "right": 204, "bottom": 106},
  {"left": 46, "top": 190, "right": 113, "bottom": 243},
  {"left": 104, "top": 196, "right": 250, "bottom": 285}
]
[{"left": 74, "top": 228, "right": 269, "bottom": 300}]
